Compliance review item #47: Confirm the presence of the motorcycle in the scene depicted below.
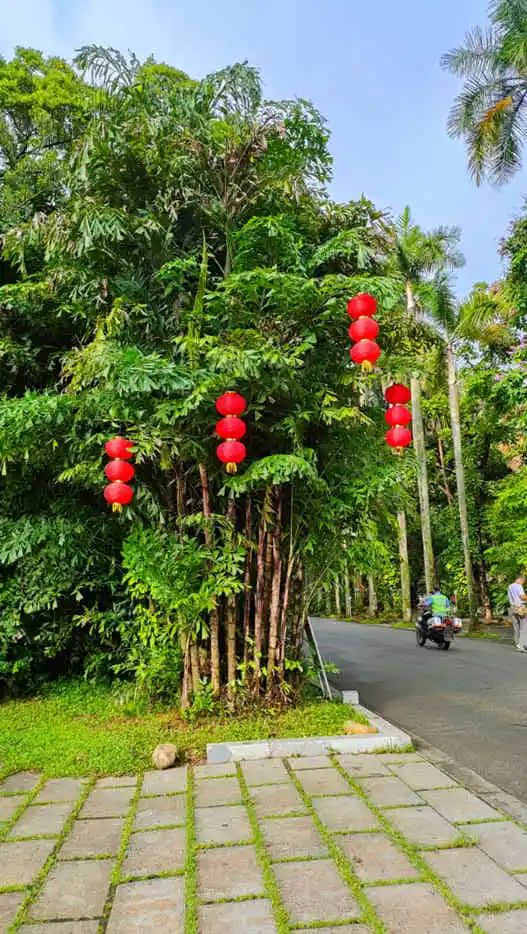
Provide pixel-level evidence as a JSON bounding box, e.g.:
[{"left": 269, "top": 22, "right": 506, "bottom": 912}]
[{"left": 416, "top": 599, "right": 463, "bottom": 650}]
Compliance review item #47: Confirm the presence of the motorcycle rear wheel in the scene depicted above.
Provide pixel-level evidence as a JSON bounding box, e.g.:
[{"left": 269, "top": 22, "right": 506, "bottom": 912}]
[{"left": 442, "top": 641, "right": 451, "bottom": 650}]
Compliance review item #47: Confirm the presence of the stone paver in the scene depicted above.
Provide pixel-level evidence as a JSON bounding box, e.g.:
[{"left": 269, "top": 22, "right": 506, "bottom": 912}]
[
  {"left": 421, "top": 787, "right": 502, "bottom": 822},
  {"left": 337, "top": 754, "right": 391, "bottom": 777},
  {"left": 241, "top": 759, "right": 289, "bottom": 785},
  {"left": 273, "top": 859, "right": 360, "bottom": 924},
  {"left": 9, "top": 802, "right": 72, "bottom": 838},
  {"left": 11, "top": 751, "right": 527, "bottom": 931},
  {"left": 389, "top": 762, "right": 458, "bottom": 789},
  {"left": 297, "top": 767, "right": 350, "bottom": 796},
  {"left": 476, "top": 909, "right": 527, "bottom": 933},
  {"left": 0, "top": 839, "right": 55, "bottom": 887},
  {"left": 467, "top": 820, "right": 527, "bottom": 871},
  {"left": 133, "top": 794, "right": 185, "bottom": 830},
  {"left": 0, "top": 771, "right": 40, "bottom": 793},
  {"left": 376, "top": 753, "right": 425, "bottom": 764},
  {"left": 141, "top": 767, "right": 187, "bottom": 796},
  {"left": 121, "top": 827, "right": 185, "bottom": 878},
  {"left": 31, "top": 858, "right": 113, "bottom": 920},
  {"left": 368, "top": 882, "right": 467, "bottom": 932},
  {"left": 288, "top": 755, "right": 333, "bottom": 770},
  {"left": 34, "top": 778, "right": 86, "bottom": 803},
  {"left": 387, "top": 804, "right": 460, "bottom": 847},
  {"left": 195, "top": 776, "right": 242, "bottom": 807},
  {"left": 0, "top": 891, "right": 24, "bottom": 928},
  {"left": 0, "top": 795, "right": 21, "bottom": 821},
  {"left": 199, "top": 899, "right": 277, "bottom": 933},
  {"left": 80, "top": 787, "right": 134, "bottom": 818},
  {"left": 337, "top": 832, "right": 418, "bottom": 882},
  {"left": 251, "top": 782, "right": 305, "bottom": 817},
  {"left": 198, "top": 845, "right": 264, "bottom": 900},
  {"left": 195, "top": 804, "right": 252, "bottom": 844},
  {"left": 106, "top": 877, "right": 184, "bottom": 932},
  {"left": 193, "top": 762, "right": 236, "bottom": 778},
  {"left": 426, "top": 847, "right": 527, "bottom": 907},
  {"left": 313, "top": 795, "right": 378, "bottom": 832},
  {"left": 358, "top": 776, "right": 423, "bottom": 807},
  {"left": 97, "top": 776, "right": 137, "bottom": 788},
  {"left": 262, "top": 815, "right": 327, "bottom": 860},
  {"left": 20, "top": 924, "right": 99, "bottom": 933},
  {"left": 60, "top": 817, "right": 123, "bottom": 858}
]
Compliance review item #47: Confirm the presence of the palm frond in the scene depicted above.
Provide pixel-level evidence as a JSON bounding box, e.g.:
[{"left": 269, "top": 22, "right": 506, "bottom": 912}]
[{"left": 441, "top": 26, "right": 500, "bottom": 77}]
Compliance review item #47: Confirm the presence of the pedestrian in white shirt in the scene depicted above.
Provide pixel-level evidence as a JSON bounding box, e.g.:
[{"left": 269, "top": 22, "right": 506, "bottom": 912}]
[{"left": 508, "top": 575, "right": 527, "bottom": 651}]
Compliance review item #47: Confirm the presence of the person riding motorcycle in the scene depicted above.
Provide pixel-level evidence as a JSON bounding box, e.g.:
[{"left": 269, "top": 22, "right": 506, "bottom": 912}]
[{"left": 421, "top": 588, "right": 451, "bottom": 633}]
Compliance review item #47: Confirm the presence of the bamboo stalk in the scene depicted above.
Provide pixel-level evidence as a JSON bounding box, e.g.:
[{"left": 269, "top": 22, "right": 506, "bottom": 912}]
[
  {"left": 266, "top": 489, "right": 283, "bottom": 689},
  {"left": 199, "top": 463, "right": 220, "bottom": 697}
]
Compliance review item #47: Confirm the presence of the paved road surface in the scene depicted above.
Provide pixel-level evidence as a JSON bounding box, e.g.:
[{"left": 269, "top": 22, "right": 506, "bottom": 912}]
[{"left": 312, "top": 618, "right": 527, "bottom": 803}]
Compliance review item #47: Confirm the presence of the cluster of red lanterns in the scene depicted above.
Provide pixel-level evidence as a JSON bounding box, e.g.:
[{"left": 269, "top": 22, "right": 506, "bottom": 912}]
[
  {"left": 347, "top": 293, "right": 381, "bottom": 371},
  {"left": 384, "top": 384, "right": 412, "bottom": 451},
  {"left": 215, "top": 392, "right": 247, "bottom": 473},
  {"left": 103, "top": 437, "right": 135, "bottom": 511}
]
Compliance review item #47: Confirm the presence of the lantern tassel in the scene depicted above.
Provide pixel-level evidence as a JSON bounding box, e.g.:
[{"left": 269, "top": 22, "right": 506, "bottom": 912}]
[
  {"left": 361, "top": 360, "right": 373, "bottom": 372},
  {"left": 226, "top": 462, "right": 238, "bottom": 474},
  {"left": 112, "top": 502, "right": 123, "bottom": 513}
]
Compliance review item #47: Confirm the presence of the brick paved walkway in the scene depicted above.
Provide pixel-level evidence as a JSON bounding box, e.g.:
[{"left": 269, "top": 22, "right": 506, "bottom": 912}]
[{"left": 2, "top": 751, "right": 527, "bottom": 932}]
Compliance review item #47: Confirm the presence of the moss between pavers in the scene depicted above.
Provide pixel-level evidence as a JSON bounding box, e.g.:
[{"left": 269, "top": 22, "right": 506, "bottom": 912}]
[{"left": 331, "top": 756, "right": 490, "bottom": 934}]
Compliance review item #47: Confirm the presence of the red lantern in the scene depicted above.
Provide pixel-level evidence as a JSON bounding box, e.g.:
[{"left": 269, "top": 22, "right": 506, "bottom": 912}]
[
  {"left": 348, "top": 318, "right": 379, "bottom": 342},
  {"left": 350, "top": 339, "right": 381, "bottom": 370},
  {"left": 217, "top": 440, "right": 246, "bottom": 474},
  {"left": 215, "top": 416, "right": 246, "bottom": 440},
  {"left": 347, "top": 293, "right": 377, "bottom": 319},
  {"left": 385, "top": 405, "right": 412, "bottom": 427},
  {"left": 104, "top": 459, "right": 135, "bottom": 482},
  {"left": 216, "top": 392, "right": 247, "bottom": 417},
  {"left": 384, "top": 384, "right": 411, "bottom": 405},
  {"left": 104, "top": 437, "right": 134, "bottom": 460},
  {"left": 385, "top": 426, "right": 412, "bottom": 449},
  {"left": 104, "top": 481, "right": 134, "bottom": 511}
]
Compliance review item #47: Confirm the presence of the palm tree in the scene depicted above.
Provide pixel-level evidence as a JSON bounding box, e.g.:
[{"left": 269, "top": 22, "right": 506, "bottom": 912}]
[
  {"left": 442, "top": 1, "right": 527, "bottom": 184},
  {"left": 391, "top": 208, "right": 465, "bottom": 594},
  {"left": 423, "top": 274, "right": 478, "bottom": 621}
]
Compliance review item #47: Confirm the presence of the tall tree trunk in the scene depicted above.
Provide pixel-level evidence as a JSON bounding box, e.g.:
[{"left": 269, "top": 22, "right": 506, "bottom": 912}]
[
  {"left": 190, "top": 642, "right": 201, "bottom": 694},
  {"left": 266, "top": 489, "right": 283, "bottom": 690},
  {"left": 410, "top": 374, "right": 435, "bottom": 592},
  {"left": 343, "top": 564, "right": 352, "bottom": 617},
  {"left": 353, "top": 573, "right": 363, "bottom": 609},
  {"left": 199, "top": 464, "right": 221, "bottom": 697},
  {"left": 253, "top": 488, "right": 271, "bottom": 693},
  {"left": 242, "top": 496, "right": 252, "bottom": 669},
  {"left": 334, "top": 579, "right": 341, "bottom": 616},
  {"left": 325, "top": 589, "right": 332, "bottom": 617},
  {"left": 368, "top": 575, "right": 377, "bottom": 617},
  {"left": 226, "top": 496, "right": 238, "bottom": 699},
  {"left": 277, "top": 553, "right": 295, "bottom": 674},
  {"left": 447, "top": 345, "right": 477, "bottom": 621},
  {"left": 397, "top": 510, "right": 412, "bottom": 622}
]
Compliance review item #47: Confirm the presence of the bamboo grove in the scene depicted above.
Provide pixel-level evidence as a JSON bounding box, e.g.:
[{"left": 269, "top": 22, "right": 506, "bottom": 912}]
[{"left": 1, "top": 46, "right": 527, "bottom": 704}]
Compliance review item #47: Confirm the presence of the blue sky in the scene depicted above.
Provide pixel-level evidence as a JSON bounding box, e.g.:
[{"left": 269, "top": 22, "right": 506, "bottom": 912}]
[{"left": 1, "top": 0, "right": 525, "bottom": 296}]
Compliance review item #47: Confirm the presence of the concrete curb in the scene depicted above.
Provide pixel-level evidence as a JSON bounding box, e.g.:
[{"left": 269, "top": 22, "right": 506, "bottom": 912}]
[{"left": 206, "top": 703, "right": 412, "bottom": 763}]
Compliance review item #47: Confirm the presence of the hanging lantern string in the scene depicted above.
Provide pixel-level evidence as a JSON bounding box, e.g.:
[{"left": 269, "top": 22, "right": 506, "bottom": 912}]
[
  {"left": 103, "top": 436, "right": 135, "bottom": 511},
  {"left": 347, "top": 293, "right": 381, "bottom": 372},
  {"left": 215, "top": 393, "right": 248, "bottom": 473}
]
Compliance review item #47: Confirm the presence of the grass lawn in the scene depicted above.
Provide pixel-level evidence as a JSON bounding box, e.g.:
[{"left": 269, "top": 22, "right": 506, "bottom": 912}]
[{"left": 0, "top": 679, "right": 368, "bottom": 778}]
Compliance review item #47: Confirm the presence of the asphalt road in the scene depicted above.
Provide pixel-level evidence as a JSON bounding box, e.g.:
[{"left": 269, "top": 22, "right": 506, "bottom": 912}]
[{"left": 312, "top": 618, "right": 527, "bottom": 802}]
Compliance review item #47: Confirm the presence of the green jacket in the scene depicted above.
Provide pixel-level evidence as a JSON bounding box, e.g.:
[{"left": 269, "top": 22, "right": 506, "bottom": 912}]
[{"left": 426, "top": 592, "right": 450, "bottom": 616}]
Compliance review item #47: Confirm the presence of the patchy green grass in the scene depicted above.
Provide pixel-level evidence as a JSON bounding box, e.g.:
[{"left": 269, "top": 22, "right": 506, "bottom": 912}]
[{"left": 0, "top": 679, "right": 368, "bottom": 778}]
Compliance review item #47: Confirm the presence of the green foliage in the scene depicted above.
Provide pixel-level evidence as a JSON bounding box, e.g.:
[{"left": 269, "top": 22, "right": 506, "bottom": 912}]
[
  {"left": 0, "top": 678, "right": 364, "bottom": 775},
  {"left": 442, "top": 1, "right": 527, "bottom": 184}
]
